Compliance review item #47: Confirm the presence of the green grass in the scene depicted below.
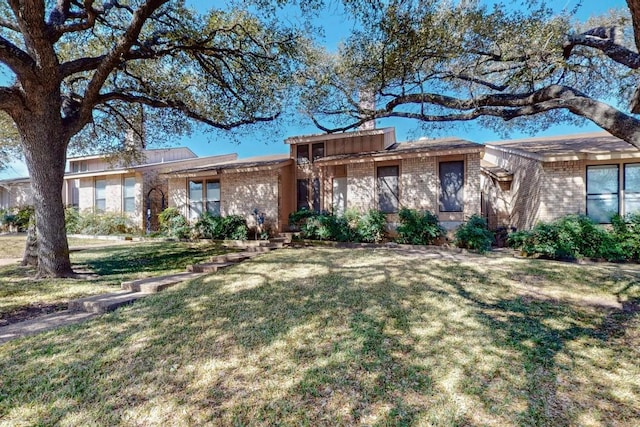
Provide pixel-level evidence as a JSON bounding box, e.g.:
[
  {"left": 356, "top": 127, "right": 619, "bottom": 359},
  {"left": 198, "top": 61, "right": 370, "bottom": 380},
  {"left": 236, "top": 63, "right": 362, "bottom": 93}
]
[
  {"left": 0, "top": 236, "right": 229, "bottom": 322},
  {"left": 0, "top": 247, "right": 639, "bottom": 426}
]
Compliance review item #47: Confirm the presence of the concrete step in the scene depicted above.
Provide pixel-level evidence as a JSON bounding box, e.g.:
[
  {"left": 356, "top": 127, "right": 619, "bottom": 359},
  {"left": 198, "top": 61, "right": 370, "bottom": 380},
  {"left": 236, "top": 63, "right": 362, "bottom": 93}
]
[
  {"left": 187, "top": 261, "right": 235, "bottom": 273},
  {"left": 121, "top": 272, "right": 203, "bottom": 293},
  {"left": 211, "top": 252, "right": 252, "bottom": 263},
  {"left": 243, "top": 246, "right": 274, "bottom": 253},
  {"left": 69, "top": 291, "right": 143, "bottom": 314}
]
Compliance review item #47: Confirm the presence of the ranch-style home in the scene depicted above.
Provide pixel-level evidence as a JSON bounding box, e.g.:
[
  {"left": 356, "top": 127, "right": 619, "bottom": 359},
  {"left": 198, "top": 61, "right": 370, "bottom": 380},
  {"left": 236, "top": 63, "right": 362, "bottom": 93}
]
[
  {"left": 62, "top": 148, "right": 237, "bottom": 230},
  {"left": 481, "top": 131, "right": 640, "bottom": 231},
  {"left": 164, "top": 127, "right": 484, "bottom": 233},
  {"left": 5, "top": 128, "right": 639, "bottom": 236}
]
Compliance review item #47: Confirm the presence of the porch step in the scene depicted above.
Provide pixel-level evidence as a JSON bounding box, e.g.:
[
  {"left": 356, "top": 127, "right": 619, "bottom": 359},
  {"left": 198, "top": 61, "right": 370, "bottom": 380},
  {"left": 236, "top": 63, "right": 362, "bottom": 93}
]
[
  {"left": 187, "top": 261, "right": 235, "bottom": 273},
  {"left": 121, "top": 272, "right": 203, "bottom": 293},
  {"left": 69, "top": 291, "right": 143, "bottom": 314}
]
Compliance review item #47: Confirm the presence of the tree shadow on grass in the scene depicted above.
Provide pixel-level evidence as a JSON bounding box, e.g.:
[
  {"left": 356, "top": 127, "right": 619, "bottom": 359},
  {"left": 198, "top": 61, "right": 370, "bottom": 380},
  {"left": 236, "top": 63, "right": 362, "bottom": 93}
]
[
  {"left": 433, "top": 263, "right": 640, "bottom": 426},
  {"left": 0, "top": 248, "right": 638, "bottom": 425}
]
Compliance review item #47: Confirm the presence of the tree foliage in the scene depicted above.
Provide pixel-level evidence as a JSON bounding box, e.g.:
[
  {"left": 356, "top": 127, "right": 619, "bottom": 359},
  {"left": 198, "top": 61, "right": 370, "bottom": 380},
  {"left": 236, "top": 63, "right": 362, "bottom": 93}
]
[
  {"left": 0, "top": 0, "right": 304, "bottom": 276},
  {"left": 302, "top": 0, "right": 640, "bottom": 148}
]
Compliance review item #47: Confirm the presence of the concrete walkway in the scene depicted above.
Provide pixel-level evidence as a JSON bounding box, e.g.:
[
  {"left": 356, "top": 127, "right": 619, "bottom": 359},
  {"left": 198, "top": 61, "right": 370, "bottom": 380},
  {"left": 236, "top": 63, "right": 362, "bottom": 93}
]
[{"left": 0, "top": 242, "right": 282, "bottom": 344}]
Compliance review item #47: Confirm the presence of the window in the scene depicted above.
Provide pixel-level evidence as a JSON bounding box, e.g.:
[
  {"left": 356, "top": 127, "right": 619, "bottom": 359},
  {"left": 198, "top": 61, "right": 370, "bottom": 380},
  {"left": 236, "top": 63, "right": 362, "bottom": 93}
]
[
  {"left": 206, "top": 181, "right": 221, "bottom": 216},
  {"left": 95, "top": 179, "right": 106, "bottom": 212},
  {"left": 333, "top": 177, "right": 347, "bottom": 216},
  {"left": 296, "top": 145, "right": 309, "bottom": 164},
  {"left": 377, "top": 166, "right": 399, "bottom": 213},
  {"left": 123, "top": 177, "right": 136, "bottom": 213},
  {"left": 624, "top": 164, "right": 640, "bottom": 215},
  {"left": 189, "top": 180, "right": 203, "bottom": 220},
  {"left": 587, "top": 165, "right": 619, "bottom": 223},
  {"left": 71, "top": 161, "right": 87, "bottom": 173},
  {"left": 439, "top": 161, "right": 464, "bottom": 212},
  {"left": 312, "top": 143, "right": 325, "bottom": 161},
  {"left": 297, "top": 179, "right": 309, "bottom": 210}
]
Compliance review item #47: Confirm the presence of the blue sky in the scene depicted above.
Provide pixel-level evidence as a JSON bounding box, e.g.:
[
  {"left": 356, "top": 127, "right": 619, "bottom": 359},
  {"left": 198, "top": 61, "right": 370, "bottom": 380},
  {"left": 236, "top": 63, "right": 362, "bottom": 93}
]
[{"left": 0, "top": 0, "right": 631, "bottom": 178}]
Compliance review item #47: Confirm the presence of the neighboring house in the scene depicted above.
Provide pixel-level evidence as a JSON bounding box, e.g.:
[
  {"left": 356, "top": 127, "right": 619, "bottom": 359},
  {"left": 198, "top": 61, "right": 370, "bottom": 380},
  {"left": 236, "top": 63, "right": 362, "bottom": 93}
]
[
  {"left": 165, "top": 154, "right": 294, "bottom": 232},
  {"left": 165, "top": 127, "right": 484, "bottom": 233},
  {"left": 481, "top": 131, "right": 640, "bottom": 231},
  {"left": 0, "top": 177, "right": 32, "bottom": 210},
  {"left": 63, "top": 148, "right": 237, "bottom": 231}
]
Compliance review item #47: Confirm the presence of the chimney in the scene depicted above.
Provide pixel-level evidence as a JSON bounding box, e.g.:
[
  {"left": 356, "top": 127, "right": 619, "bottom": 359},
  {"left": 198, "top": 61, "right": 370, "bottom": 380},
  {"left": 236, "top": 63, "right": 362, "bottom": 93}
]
[{"left": 358, "top": 89, "right": 376, "bottom": 131}]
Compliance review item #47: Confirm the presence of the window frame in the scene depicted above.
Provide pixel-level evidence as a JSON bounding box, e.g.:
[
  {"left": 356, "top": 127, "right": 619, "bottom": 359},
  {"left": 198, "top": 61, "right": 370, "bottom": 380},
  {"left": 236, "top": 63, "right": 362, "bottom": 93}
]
[
  {"left": 586, "top": 164, "right": 620, "bottom": 224},
  {"left": 94, "top": 178, "right": 106, "bottom": 212},
  {"left": 297, "top": 179, "right": 310, "bottom": 211},
  {"left": 123, "top": 177, "right": 136, "bottom": 213},
  {"left": 377, "top": 165, "right": 400, "bottom": 214},
  {"left": 296, "top": 144, "right": 310, "bottom": 164},
  {"left": 312, "top": 143, "right": 325, "bottom": 162},
  {"left": 438, "top": 160, "right": 465, "bottom": 213},
  {"left": 206, "top": 181, "right": 221, "bottom": 216}
]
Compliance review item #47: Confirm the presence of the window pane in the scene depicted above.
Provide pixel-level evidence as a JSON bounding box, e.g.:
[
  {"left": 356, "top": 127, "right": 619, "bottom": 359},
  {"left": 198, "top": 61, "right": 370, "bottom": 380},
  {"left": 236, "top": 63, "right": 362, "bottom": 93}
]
[
  {"left": 378, "top": 166, "right": 399, "bottom": 213},
  {"left": 95, "top": 179, "right": 106, "bottom": 198},
  {"left": 439, "top": 161, "right": 464, "bottom": 212},
  {"left": 625, "top": 193, "right": 640, "bottom": 215},
  {"left": 312, "top": 143, "right": 324, "bottom": 161},
  {"left": 124, "top": 177, "right": 136, "bottom": 198},
  {"left": 95, "top": 179, "right": 106, "bottom": 211},
  {"left": 206, "top": 181, "right": 220, "bottom": 202},
  {"left": 333, "top": 177, "right": 347, "bottom": 216},
  {"left": 312, "top": 177, "right": 321, "bottom": 212},
  {"left": 625, "top": 164, "right": 640, "bottom": 192},
  {"left": 587, "top": 165, "right": 618, "bottom": 194},
  {"left": 297, "top": 179, "right": 309, "bottom": 210},
  {"left": 587, "top": 194, "right": 619, "bottom": 223},
  {"left": 189, "top": 181, "right": 203, "bottom": 220},
  {"left": 296, "top": 145, "right": 309, "bottom": 164}
]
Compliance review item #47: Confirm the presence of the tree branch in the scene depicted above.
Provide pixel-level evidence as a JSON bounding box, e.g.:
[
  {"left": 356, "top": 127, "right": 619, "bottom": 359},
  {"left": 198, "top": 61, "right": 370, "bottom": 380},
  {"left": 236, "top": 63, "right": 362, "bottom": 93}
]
[
  {"left": 73, "top": 0, "right": 169, "bottom": 132},
  {"left": 563, "top": 27, "right": 640, "bottom": 68},
  {"left": 0, "top": 36, "right": 35, "bottom": 78},
  {"left": 97, "top": 92, "right": 279, "bottom": 130}
]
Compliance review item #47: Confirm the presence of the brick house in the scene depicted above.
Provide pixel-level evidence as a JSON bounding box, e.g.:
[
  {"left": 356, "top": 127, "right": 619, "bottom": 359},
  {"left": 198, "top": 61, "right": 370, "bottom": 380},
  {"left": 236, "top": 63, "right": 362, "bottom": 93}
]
[
  {"left": 164, "top": 127, "right": 485, "bottom": 233},
  {"left": 481, "top": 132, "right": 640, "bottom": 230},
  {"left": 62, "top": 148, "right": 237, "bottom": 231},
  {"left": 289, "top": 128, "right": 484, "bottom": 230},
  {"left": 0, "top": 177, "right": 32, "bottom": 210}
]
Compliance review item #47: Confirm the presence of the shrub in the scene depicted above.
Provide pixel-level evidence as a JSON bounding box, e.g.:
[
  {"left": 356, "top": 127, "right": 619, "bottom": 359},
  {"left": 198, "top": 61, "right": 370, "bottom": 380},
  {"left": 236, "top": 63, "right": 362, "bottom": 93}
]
[
  {"left": 357, "top": 209, "right": 387, "bottom": 243},
  {"left": 193, "top": 213, "right": 248, "bottom": 240},
  {"left": 158, "top": 207, "right": 191, "bottom": 239},
  {"left": 14, "top": 205, "right": 34, "bottom": 231},
  {"left": 396, "top": 208, "right": 445, "bottom": 245},
  {"left": 293, "top": 208, "right": 387, "bottom": 243},
  {"left": 70, "top": 211, "right": 136, "bottom": 235},
  {"left": 288, "top": 208, "right": 318, "bottom": 228},
  {"left": 64, "top": 207, "right": 81, "bottom": 233},
  {"left": 455, "top": 215, "right": 493, "bottom": 253},
  {"left": 611, "top": 214, "right": 640, "bottom": 261},
  {"left": 507, "top": 215, "right": 625, "bottom": 261}
]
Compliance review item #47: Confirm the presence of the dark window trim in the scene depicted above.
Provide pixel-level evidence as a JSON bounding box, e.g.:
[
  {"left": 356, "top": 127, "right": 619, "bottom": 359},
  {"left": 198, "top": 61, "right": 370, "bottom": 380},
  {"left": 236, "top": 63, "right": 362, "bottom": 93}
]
[
  {"left": 586, "top": 164, "right": 620, "bottom": 223},
  {"left": 438, "top": 160, "right": 465, "bottom": 213},
  {"left": 377, "top": 165, "right": 400, "bottom": 214}
]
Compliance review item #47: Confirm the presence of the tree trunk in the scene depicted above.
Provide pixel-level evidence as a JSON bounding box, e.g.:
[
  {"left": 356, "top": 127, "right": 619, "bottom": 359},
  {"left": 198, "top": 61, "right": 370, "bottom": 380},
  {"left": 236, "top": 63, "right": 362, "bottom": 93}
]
[
  {"left": 20, "top": 121, "right": 73, "bottom": 278},
  {"left": 21, "top": 219, "right": 38, "bottom": 267}
]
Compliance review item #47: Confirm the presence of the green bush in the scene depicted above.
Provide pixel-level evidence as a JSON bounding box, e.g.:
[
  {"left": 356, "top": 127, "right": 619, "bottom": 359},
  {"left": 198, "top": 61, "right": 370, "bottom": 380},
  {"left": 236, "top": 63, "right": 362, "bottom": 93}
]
[
  {"left": 14, "top": 205, "right": 34, "bottom": 231},
  {"left": 193, "top": 213, "right": 248, "bottom": 240},
  {"left": 396, "top": 208, "right": 445, "bottom": 245},
  {"left": 455, "top": 215, "right": 493, "bottom": 253},
  {"left": 69, "top": 210, "right": 136, "bottom": 235},
  {"left": 357, "top": 209, "right": 387, "bottom": 243},
  {"left": 64, "top": 207, "right": 81, "bottom": 233},
  {"left": 158, "top": 207, "right": 191, "bottom": 239},
  {"left": 293, "top": 208, "right": 387, "bottom": 243},
  {"left": 611, "top": 214, "right": 640, "bottom": 261},
  {"left": 507, "top": 215, "right": 625, "bottom": 261}
]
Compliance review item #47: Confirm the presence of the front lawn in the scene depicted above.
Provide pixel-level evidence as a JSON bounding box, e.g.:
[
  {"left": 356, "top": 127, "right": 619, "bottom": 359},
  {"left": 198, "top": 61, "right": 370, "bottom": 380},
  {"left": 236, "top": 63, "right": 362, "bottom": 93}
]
[
  {"left": 0, "top": 237, "right": 229, "bottom": 324},
  {"left": 0, "top": 247, "right": 638, "bottom": 425}
]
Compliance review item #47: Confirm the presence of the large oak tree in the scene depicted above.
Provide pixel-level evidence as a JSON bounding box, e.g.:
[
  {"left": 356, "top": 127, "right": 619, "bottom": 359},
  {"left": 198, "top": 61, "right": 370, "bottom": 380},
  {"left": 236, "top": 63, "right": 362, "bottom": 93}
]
[
  {"left": 0, "top": 0, "right": 301, "bottom": 277},
  {"left": 303, "top": 0, "right": 640, "bottom": 148}
]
